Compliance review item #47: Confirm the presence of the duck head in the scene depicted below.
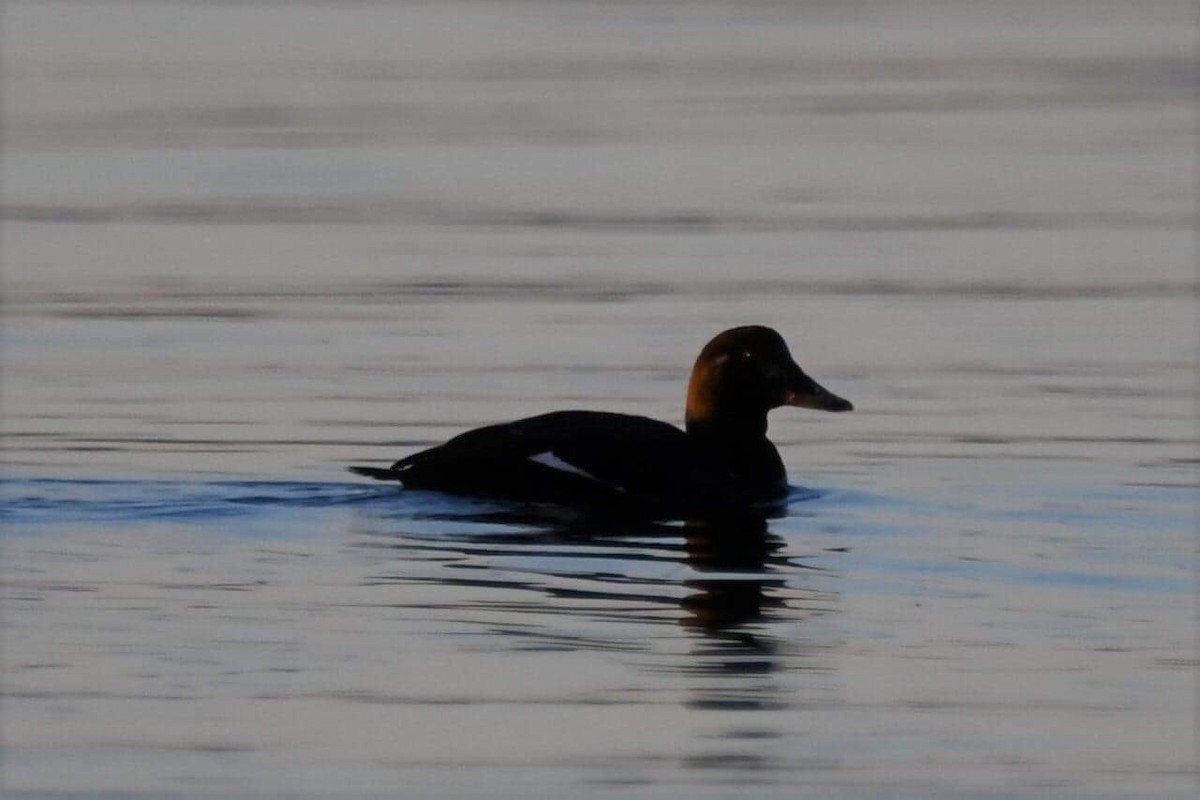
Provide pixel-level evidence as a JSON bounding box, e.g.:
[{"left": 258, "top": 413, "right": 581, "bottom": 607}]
[{"left": 685, "top": 326, "right": 852, "bottom": 435}]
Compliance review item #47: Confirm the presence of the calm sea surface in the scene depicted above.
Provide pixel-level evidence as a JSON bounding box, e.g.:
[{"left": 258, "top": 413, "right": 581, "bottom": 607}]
[{"left": 3, "top": 1, "right": 1195, "bottom": 798}]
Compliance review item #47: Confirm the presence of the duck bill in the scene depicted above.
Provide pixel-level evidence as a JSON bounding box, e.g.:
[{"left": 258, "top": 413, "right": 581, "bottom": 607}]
[{"left": 784, "top": 369, "right": 853, "bottom": 412}]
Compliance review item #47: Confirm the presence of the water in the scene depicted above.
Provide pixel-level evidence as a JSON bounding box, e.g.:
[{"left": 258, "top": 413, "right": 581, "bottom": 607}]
[{"left": 3, "top": 1, "right": 1195, "bottom": 798}]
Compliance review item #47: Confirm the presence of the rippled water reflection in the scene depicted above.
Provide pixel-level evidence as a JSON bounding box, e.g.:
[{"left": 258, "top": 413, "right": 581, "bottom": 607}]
[
  {"left": 4, "top": 0, "right": 1195, "bottom": 798},
  {"left": 5, "top": 469, "right": 1192, "bottom": 797}
]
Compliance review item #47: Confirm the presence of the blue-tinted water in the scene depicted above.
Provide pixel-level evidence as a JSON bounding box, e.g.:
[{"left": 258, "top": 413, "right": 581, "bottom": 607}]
[
  {"left": 4, "top": 468, "right": 1192, "bottom": 798},
  {"left": 4, "top": 477, "right": 1190, "bottom": 596}
]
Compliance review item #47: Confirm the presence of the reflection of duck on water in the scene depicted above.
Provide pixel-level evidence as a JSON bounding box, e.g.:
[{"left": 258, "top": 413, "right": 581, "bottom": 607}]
[
  {"left": 361, "top": 507, "right": 816, "bottom": 642},
  {"left": 681, "top": 516, "right": 782, "bottom": 635},
  {"left": 351, "top": 326, "right": 851, "bottom": 519}
]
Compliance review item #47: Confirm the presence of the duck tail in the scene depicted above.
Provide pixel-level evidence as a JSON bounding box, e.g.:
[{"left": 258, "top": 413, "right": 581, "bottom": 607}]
[{"left": 348, "top": 465, "right": 403, "bottom": 482}]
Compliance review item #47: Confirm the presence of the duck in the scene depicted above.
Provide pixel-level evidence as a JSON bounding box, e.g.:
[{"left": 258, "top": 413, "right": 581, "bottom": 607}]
[{"left": 349, "top": 325, "right": 852, "bottom": 517}]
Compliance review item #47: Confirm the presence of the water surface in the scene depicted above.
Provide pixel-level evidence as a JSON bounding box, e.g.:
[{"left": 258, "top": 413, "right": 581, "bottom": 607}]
[{"left": 3, "top": 1, "right": 1195, "bottom": 798}]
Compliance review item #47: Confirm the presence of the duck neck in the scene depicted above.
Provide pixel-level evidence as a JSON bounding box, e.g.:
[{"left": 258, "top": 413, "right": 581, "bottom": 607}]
[
  {"left": 685, "top": 368, "right": 782, "bottom": 488},
  {"left": 686, "top": 409, "right": 785, "bottom": 492},
  {"left": 685, "top": 411, "right": 769, "bottom": 442}
]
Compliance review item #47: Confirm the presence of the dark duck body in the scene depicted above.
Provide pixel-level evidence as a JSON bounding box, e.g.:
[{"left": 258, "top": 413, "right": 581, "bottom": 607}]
[{"left": 350, "top": 326, "right": 852, "bottom": 517}]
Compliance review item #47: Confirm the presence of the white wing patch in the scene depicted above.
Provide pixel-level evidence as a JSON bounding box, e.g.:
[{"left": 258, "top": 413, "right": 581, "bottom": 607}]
[{"left": 528, "top": 451, "right": 603, "bottom": 484}]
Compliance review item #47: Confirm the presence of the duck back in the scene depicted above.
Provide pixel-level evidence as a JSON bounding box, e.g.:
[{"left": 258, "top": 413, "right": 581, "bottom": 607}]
[{"left": 358, "top": 410, "right": 780, "bottom": 515}]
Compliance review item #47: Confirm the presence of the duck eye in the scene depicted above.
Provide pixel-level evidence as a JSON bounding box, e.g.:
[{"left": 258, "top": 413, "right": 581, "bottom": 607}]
[{"left": 740, "top": 349, "right": 753, "bottom": 359}]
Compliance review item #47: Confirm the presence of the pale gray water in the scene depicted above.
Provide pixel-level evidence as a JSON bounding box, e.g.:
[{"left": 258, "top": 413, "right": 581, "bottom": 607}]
[{"left": 3, "top": 1, "right": 1196, "bottom": 798}]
